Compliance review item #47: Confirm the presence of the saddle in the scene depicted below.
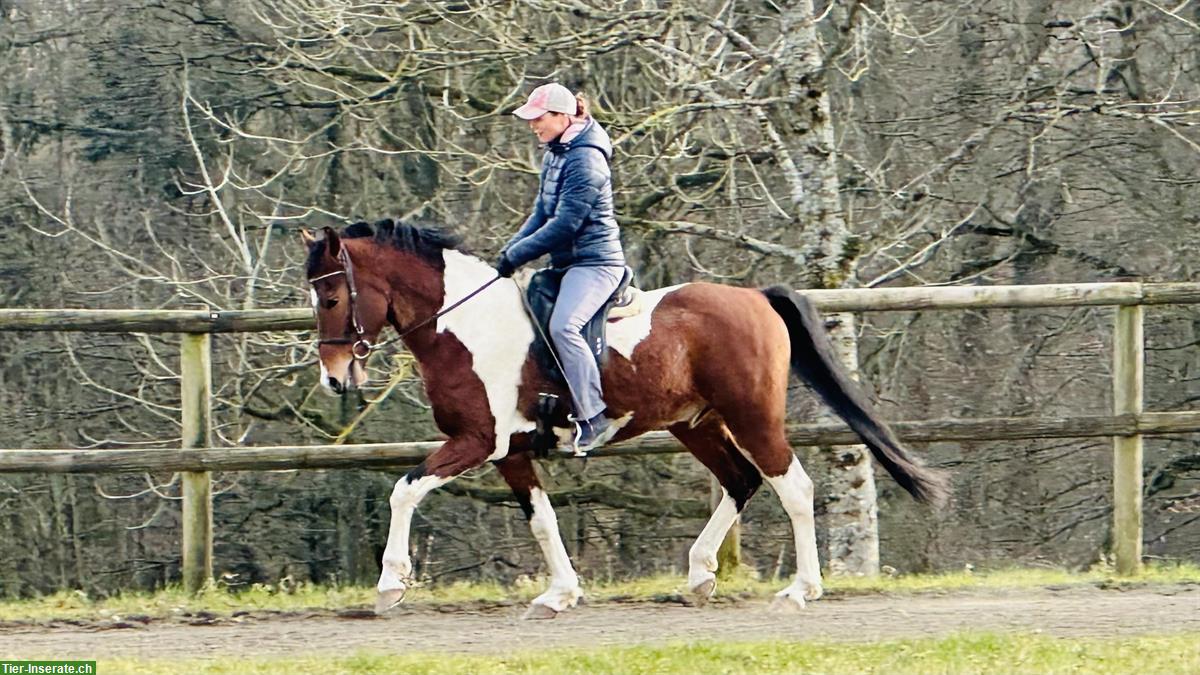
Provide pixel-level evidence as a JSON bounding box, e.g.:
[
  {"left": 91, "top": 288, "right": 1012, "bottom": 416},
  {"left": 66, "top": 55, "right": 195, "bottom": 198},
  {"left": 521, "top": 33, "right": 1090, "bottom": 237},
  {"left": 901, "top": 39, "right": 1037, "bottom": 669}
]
[{"left": 525, "top": 266, "right": 637, "bottom": 388}]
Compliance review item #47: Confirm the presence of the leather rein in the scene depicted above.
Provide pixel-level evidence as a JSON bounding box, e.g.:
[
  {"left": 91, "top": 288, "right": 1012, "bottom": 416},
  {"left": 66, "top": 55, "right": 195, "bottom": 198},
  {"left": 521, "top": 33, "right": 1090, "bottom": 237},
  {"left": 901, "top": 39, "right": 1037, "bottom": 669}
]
[{"left": 308, "top": 246, "right": 502, "bottom": 361}]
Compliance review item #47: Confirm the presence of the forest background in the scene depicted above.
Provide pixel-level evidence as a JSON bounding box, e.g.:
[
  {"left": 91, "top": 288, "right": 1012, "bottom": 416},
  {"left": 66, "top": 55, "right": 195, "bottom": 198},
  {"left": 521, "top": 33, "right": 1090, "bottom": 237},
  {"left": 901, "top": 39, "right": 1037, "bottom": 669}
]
[{"left": 1, "top": 0, "right": 1198, "bottom": 596}]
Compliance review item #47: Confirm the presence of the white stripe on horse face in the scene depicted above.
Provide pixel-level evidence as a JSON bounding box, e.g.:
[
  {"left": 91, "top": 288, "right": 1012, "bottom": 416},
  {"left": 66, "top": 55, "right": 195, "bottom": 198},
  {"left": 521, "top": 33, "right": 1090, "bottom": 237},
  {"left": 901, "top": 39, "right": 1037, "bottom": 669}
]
[
  {"left": 311, "top": 288, "right": 339, "bottom": 393},
  {"left": 606, "top": 284, "right": 687, "bottom": 360},
  {"left": 438, "top": 251, "right": 536, "bottom": 460}
]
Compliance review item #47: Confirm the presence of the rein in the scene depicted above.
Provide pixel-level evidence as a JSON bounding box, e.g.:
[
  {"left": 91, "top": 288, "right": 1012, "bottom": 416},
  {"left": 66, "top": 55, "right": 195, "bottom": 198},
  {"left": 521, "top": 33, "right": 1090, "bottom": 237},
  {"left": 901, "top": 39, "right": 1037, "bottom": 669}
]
[
  {"left": 308, "top": 246, "right": 502, "bottom": 360},
  {"left": 396, "top": 275, "right": 502, "bottom": 340}
]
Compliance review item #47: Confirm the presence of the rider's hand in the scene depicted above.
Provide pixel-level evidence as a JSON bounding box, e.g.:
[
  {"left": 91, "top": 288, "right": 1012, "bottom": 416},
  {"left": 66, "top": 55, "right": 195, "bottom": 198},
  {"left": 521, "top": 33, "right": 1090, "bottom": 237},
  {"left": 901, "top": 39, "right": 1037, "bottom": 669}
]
[{"left": 494, "top": 253, "right": 516, "bottom": 278}]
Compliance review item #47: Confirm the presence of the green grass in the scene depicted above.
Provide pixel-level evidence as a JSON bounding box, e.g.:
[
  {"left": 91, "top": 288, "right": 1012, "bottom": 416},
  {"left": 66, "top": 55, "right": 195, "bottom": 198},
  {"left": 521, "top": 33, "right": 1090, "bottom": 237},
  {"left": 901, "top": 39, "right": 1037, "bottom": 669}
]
[
  {"left": 2, "top": 562, "right": 1198, "bottom": 622},
  {"left": 93, "top": 632, "right": 1200, "bottom": 674},
  {"left": 820, "top": 561, "right": 1200, "bottom": 594}
]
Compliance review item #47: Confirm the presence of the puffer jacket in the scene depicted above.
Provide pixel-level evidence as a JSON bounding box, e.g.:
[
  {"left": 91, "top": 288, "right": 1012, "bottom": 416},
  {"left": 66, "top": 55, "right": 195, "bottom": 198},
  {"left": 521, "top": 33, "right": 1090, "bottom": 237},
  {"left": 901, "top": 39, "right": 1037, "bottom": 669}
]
[{"left": 502, "top": 118, "right": 625, "bottom": 270}]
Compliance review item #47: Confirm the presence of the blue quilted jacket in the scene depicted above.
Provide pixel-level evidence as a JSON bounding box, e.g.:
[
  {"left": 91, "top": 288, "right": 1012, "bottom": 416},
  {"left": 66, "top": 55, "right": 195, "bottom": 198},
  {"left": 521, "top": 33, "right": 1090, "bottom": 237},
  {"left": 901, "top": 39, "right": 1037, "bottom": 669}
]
[{"left": 502, "top": 118, "right": 625, "bottom": 270}]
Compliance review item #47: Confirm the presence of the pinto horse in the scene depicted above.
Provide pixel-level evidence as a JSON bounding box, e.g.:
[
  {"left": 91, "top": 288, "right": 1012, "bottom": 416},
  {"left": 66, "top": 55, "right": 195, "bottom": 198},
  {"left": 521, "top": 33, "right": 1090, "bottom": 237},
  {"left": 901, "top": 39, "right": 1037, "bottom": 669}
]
[{"left": 301, "top": 219, "right": 948, "bottom": 618}]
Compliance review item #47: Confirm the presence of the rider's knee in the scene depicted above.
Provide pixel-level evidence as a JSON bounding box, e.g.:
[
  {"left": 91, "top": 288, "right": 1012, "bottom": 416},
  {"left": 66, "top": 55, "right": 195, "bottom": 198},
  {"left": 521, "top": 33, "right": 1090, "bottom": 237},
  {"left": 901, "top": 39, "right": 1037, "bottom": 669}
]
[{"left": 549, "top": 316, "right": 583, "bottom": 343}]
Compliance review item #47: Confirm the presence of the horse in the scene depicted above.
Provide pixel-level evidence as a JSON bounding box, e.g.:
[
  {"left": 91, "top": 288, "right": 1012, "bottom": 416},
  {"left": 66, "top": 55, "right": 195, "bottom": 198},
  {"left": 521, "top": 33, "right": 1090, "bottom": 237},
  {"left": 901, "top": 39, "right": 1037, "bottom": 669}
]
[{"left": 301, "top": 218, "right": 948, "bottom": 618}]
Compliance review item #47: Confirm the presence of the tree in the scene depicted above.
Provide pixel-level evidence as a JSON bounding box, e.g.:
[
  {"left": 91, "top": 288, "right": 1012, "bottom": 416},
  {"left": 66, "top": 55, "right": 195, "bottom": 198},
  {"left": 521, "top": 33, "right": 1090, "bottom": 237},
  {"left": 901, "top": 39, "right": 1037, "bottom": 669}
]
[{"left": 3, "top": 0, "right": 1199, "bottom": 596}]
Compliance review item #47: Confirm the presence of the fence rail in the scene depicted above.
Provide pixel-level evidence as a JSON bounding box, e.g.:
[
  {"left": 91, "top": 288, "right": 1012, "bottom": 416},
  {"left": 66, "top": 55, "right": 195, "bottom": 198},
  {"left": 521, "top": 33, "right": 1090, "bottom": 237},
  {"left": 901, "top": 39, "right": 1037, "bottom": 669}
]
[
  {"left": 0, "top": 308, "right": 312, "bottom": 333},
  {"left": 3, "top": 412, "right": 1200, "bottom": 474},
  {"left": 2, "top": 281, "right": 1199, "bottom": 333},
  {"left": 2, "top": 281, "right": 1198, "bottom": 588}
]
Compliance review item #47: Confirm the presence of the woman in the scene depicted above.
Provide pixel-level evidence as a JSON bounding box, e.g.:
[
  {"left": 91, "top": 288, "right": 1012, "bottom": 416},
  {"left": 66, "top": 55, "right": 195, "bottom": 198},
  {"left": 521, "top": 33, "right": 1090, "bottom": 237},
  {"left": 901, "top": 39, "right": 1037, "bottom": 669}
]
[{"left": 495, "top": 82, "right": 626, "bottom": 454}]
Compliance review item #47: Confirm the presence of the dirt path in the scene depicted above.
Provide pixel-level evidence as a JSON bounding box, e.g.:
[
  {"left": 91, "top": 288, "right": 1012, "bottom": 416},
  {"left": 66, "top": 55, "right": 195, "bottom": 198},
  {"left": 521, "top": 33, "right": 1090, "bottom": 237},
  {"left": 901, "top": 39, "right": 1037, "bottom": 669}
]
[{"left": 2, "top": 584, "right": 1198, "bottom": 660}]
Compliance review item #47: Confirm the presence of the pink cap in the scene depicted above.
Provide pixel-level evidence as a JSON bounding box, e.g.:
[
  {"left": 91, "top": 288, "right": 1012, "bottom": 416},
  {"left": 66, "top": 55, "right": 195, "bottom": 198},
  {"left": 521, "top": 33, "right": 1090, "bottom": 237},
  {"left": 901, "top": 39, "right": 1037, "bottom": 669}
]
[{"left": 513, "top": 83, "right": 577, "bottom": 120}]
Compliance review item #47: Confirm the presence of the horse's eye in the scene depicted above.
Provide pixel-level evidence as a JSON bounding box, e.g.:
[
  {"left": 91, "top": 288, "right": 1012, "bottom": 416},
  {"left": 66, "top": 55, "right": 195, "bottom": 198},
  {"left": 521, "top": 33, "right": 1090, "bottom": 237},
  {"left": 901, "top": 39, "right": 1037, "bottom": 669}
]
[{"left": 322, "top": 298, "right": 339, "bottom": 310}]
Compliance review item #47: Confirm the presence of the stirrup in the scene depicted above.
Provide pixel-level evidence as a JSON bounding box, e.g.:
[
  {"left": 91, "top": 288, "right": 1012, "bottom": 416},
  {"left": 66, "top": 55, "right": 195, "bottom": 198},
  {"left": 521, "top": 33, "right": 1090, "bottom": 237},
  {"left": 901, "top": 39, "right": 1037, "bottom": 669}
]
[
  {"left": 560, "top": 415, "right": 618, "bottom": 457},
  {"left": 555, "top": 421, "right": 588, "bottom": 457}
]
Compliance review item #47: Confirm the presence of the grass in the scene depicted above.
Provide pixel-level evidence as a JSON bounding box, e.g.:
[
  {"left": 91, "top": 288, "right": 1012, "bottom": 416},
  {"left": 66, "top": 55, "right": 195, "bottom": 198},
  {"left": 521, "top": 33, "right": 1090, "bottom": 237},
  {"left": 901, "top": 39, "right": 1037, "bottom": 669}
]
[
  {"left": 92, "top": 632, "right": 1200, "bottom": 674},
  {"left": 1, "top": 561, "right": 1198, "bottom": 622}
]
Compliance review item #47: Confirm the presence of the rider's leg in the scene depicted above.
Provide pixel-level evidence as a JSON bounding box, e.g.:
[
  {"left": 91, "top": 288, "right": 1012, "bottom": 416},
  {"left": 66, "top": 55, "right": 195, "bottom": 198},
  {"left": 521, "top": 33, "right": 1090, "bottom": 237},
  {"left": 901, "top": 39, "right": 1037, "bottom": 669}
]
[{"left": 548, "top": 265, "right": 623, "bottom": 448}]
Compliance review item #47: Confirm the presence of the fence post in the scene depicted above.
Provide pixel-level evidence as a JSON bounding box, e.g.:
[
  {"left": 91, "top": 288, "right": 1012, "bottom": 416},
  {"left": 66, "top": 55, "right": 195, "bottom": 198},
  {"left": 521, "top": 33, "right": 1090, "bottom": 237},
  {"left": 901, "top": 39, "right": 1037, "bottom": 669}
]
[
  {"left": 181, "top": 332, "right": 213, "bottom": 592},
  {"left": 1112, "top": 304, "right": 1143, "bottom": 576}
]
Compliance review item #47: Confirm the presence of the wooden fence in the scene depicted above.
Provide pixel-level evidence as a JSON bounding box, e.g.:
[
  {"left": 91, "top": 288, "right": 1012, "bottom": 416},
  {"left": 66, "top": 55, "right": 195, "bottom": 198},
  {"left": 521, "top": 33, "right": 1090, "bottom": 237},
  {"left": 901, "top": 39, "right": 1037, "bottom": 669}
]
[{"left": 2, "top": 281, "right": 1199, "bottom": 589}]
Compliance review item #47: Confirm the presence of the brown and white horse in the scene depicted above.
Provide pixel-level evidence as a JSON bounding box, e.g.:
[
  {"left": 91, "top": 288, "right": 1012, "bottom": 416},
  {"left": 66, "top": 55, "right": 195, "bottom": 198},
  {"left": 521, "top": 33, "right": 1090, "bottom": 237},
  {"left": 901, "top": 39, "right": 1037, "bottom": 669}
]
[{"left": 301, "top": 219, "right": 948, "bottom": 618}]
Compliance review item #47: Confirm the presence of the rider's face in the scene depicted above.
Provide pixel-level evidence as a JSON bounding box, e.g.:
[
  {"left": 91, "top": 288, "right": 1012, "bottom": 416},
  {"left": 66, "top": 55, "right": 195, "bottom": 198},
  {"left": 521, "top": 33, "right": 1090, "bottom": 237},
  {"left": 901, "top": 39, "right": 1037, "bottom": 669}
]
[{"left": 528, "top": 112, "right": 571, "bottom": 144}]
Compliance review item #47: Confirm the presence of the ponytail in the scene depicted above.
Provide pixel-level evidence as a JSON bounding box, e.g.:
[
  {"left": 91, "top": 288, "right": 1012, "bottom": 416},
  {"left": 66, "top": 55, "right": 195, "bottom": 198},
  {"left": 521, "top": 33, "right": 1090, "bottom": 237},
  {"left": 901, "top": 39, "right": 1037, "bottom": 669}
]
[{"left": 574, "top": 93, "right": 591, "bottom": 119}]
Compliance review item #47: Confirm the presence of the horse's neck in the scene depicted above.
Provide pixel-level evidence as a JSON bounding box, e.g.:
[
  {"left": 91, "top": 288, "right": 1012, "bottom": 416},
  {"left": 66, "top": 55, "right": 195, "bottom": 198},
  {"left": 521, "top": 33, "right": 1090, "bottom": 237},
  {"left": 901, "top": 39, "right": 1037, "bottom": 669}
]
[
  {"left": 440, "top": 249, "right": 531, "bottom": 324},
  {"left": 403, "top": 249, "right": 534, "bottom": 361}
]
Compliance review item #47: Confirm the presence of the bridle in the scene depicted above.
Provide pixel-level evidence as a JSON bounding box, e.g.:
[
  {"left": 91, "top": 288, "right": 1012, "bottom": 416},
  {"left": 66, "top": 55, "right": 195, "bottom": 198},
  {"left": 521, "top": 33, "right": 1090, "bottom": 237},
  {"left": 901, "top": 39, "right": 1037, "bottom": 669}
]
[
  {"left": 308, "top": 245, "right": 375, "bottom": 361},
  {"left": 308, "top": 245, "right": 503, "bottom": 362}
]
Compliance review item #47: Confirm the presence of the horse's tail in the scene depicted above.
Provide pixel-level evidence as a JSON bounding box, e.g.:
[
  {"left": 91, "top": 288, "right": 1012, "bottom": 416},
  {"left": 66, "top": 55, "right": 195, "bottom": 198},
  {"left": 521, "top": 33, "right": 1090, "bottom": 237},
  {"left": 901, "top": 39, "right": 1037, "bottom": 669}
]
[{"left": 762, "top": 285, "right": 950, "bottom": 507}]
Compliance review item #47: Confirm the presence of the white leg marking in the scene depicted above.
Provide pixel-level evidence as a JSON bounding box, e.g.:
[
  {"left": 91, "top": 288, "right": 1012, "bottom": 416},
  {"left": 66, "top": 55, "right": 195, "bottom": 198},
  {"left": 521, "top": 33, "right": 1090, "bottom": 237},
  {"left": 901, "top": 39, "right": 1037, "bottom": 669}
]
[
  {"left": 764, "top": 456, "right": 822, "bottom": 609},
  {"left": 526, "top": 487, "right": 583, "bottom": 613},
  {"left": 377, "top": 474, "right": 450, "bottom": 598},
  {"left": 688, "top": 489, "right": 740, "bottom": 596},
  {"left": 438, "top": 251, "right": 536, "bottom": 461}
]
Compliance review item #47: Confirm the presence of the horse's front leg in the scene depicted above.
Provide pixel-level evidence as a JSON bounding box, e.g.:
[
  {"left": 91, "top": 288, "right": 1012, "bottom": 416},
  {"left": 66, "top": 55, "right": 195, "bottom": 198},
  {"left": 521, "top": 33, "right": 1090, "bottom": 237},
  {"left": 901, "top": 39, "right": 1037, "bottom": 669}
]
[
  {"left": 376, "top": 436, "right": 490, "bottom": 614},
  {"left": 495, "top": 453, "right": 583, "bottom": 619}
]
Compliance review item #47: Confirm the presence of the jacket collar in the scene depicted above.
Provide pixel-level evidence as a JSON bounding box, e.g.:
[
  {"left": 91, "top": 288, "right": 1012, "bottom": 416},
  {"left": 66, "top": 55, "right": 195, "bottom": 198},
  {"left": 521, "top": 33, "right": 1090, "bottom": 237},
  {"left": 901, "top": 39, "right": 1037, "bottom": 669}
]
[{"left": 547, "top": 118, "right": 595, "bottom": 155}]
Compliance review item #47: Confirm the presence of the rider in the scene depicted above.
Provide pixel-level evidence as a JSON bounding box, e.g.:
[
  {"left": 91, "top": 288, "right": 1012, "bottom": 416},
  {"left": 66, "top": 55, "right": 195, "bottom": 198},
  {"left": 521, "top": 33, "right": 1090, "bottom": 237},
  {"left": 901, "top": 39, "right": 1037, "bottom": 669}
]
[{"left": 495, "top": 82, "right": 626, "bottom": 454}]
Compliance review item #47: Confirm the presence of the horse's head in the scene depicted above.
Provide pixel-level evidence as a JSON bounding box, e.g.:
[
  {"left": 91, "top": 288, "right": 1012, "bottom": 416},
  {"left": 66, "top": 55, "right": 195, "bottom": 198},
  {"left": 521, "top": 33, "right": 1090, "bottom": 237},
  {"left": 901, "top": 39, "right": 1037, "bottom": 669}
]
[{"left": 302, "top": 226, "right": 391, "bottom": 393}]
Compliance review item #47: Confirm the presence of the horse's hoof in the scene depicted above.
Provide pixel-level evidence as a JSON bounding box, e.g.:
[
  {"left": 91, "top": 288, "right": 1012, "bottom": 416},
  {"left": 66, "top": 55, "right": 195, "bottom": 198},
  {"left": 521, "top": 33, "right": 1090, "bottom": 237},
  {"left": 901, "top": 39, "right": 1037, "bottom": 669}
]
[
  {"left": 522, "top": 602, "right": 559, "bottom": 620},
  {"left": 769, "top": 593, "right": 806, "bottom": 613},
  {"left": 690, "top": 578, "right": 716, "bottom": 606},
  {"left": 374, "top": 587, "right": 407, "bottom": 614}
]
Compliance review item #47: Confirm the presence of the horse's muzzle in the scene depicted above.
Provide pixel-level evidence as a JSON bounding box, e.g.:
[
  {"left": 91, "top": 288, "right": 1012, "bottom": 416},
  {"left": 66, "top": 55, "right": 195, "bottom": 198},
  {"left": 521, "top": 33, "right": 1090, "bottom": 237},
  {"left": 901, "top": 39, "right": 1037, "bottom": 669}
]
[
  {"left": 320, "top": 358, "right": 368, "bottom": 395},
  {"left": 327, "top": 375, "right": 346, "bottom": 395}
]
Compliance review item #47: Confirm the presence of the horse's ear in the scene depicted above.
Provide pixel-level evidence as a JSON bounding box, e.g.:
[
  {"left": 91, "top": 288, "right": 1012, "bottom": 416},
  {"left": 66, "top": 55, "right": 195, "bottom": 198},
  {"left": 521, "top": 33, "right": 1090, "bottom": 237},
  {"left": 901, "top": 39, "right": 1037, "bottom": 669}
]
[
  {"left": 322, "top": 227, "right": 341, "bottom": 258},
  {"left": 299, "top": 228, "right": 317, "bottom": 248}
]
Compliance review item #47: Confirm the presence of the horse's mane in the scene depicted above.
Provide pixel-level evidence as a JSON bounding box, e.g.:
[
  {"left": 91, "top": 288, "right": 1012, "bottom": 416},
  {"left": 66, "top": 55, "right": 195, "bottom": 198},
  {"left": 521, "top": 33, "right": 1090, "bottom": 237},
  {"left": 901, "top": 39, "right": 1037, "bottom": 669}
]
[{"left": 308, "top": 218, "right": 465, "bottom": 276}]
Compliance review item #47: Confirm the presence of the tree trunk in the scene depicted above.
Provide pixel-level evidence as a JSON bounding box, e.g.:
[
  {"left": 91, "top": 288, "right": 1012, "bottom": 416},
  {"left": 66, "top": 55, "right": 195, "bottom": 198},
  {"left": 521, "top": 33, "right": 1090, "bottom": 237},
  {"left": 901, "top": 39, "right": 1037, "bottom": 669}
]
[
  {"left": 822, "top": 313, "right": 880, "bottom": 576},
  {"left": 777, "top": 1, "right": 878, "bottom": 576}
]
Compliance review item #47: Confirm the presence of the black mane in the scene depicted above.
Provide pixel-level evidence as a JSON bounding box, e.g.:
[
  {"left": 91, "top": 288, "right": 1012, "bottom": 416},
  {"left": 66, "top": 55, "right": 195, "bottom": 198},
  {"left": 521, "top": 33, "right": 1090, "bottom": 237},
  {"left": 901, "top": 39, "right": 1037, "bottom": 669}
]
[{"left": 307, "top": 218, "right": 465, "bottom": 277}]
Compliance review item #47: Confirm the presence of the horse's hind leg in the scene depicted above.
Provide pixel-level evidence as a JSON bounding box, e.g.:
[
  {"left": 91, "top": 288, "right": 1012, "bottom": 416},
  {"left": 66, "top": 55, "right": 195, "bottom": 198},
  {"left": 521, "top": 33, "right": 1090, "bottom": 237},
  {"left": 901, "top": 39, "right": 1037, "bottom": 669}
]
[
  {"left": 669, "top": 417, "right": 762, "bottom": 604},
  {"left": 495, "top": 453, "right": 583, "bottom": 619},
  {"left": 762, "top": 454, "right": 823, "bottom": 610},
  {"left": 721, "top": 415, "right": 823, "bottom": 610}
]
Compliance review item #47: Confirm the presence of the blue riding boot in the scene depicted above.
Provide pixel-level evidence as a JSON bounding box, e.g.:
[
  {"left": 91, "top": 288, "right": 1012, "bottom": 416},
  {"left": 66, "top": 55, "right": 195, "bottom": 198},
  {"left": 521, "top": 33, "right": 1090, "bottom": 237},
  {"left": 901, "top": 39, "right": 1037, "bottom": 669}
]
[{"left": 560, "top": 413, "right": 617, "bottom": 456}]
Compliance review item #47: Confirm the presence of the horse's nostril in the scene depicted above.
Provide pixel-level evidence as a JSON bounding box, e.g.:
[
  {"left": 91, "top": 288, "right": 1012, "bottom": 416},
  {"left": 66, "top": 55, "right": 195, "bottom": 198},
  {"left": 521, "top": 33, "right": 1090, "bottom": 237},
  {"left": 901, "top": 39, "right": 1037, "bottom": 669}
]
[{"left": 328, "top": 376, "right": 344, "bottom": 394}]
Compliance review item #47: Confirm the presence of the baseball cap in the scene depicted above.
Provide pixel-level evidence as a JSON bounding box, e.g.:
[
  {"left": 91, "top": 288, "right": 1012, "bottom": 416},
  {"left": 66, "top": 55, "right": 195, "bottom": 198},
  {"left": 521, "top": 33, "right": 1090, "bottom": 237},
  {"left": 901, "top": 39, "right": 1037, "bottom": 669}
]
[{"left": 513, "top": 83, "right": 577, "bottom": 120}]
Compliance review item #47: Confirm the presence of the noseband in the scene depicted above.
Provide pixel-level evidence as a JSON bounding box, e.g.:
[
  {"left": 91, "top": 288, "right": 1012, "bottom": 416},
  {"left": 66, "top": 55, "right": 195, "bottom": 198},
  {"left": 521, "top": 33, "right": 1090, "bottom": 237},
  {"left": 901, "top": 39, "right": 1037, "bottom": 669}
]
[
  {"left": 308, "top": 246, "right": 503, "bottom": 362},
  {"left": 309, "top": 246, "right": 374, "bottom": 361}
]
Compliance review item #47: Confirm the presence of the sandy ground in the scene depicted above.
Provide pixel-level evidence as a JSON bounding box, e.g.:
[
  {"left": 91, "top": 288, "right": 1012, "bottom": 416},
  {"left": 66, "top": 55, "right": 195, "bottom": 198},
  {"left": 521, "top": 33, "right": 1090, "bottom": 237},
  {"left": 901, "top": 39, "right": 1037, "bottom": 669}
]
[{"left": 2, "top": 584, "right": 1197, "bottom": 660}]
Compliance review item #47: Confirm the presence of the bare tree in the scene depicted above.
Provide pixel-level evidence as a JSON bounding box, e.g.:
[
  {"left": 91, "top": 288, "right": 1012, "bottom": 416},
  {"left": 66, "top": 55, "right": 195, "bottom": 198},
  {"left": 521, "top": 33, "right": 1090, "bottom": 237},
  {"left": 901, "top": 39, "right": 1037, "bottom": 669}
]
[{"left": 3, "top": 0, "right": 1199, "bottom": 595}]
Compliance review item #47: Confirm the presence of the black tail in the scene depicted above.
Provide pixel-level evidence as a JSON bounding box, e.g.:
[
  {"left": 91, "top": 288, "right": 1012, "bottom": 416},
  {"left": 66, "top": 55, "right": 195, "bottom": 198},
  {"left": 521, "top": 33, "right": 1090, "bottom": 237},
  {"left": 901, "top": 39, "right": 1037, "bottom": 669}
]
[{"left": 762, "top": 285, "right": 950, "bottom": 507}]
